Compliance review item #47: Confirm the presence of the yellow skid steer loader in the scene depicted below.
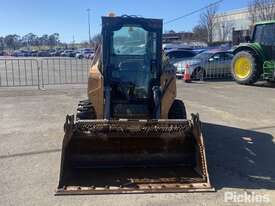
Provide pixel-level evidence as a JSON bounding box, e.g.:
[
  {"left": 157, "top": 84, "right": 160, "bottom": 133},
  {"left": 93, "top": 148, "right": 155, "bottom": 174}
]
[{"left": 56, "top": 15, "right": 213, "bottom": 195}]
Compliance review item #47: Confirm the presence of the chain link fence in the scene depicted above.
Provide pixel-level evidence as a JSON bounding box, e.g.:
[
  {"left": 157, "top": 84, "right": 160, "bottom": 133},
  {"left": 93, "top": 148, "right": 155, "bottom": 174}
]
[{"left": 0, "top": 57, "right": 91, "bottom": 89}]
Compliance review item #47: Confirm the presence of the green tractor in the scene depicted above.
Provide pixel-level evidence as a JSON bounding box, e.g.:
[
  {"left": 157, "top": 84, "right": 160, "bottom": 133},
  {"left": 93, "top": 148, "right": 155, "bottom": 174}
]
[{"left": 232, "top": 20, "right": 275, "bottom": 84}]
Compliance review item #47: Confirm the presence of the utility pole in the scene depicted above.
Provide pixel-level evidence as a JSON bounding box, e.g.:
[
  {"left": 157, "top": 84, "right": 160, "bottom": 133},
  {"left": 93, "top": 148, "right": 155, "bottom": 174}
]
[{"left": 87, "top": 8, "right": 92, "bottom": 47}]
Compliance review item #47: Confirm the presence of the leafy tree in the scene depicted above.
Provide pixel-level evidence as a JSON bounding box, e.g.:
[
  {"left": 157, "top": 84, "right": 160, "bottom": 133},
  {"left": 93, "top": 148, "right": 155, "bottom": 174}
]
[
  {"left": 22, "top": 33, "right": 37, "bottom": 47},
  {"left": 40, "top": 34, "right": 49, "bottom": 46},
  {"left": 4, "top": 34, "right": 21, "bottom": 50},
  {"left": 48, "top": 33, "right": 60, "bottom": 48},
  {"left": 0, "top": 37, "right": 5, "bottom": 51}
]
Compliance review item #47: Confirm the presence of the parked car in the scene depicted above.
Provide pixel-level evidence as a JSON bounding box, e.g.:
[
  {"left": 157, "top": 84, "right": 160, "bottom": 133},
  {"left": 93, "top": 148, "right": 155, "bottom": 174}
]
[
  {"left": 174, "top": 50, "right": 233, "bottom": 79},
  {"left": 75, "top": 52, "right": 83, "bottom": 59},
  {"left": 163, "top": 43, "right": 193, "bottom": 51},
  {"left": 75, "top": 48, "right": 94, "bottom": 59},
  {"left": 69, "top": 51, "right": 77, "bottom": 57},
  {"left": 50, "top": 49, "right": 63, "bottom": 57},
  {"left": 0, "top": 51, "right": 8, "bottom": 56},
  {"left": 11, "top": 50, "right": 25, "bottom": 57},
  {"left": 84, "top": 51, "right": 95, "bottom": 59},
  {"left": 37, "top": 50, "right": 50, "bottom": 57},
  {"left": 60, "top": 50, "right": 71, "bottom": 57},
  {"left": 22, "top": 50, "right": 32, "bottom": 57},
  {"left": 75, "top": 49, "right": 84, "bottom": 58},
  {"left": 192, "top": 48, "right": 207, "bottom": 55},
  {"left": 165, "top": 49, "right": 197, "bottom": 64},
  {"left": 31, "top": 50, "right": 39, "bottom": 57},
  {"left": 61, "top": 50, "right": 76, "bottom": 57}
]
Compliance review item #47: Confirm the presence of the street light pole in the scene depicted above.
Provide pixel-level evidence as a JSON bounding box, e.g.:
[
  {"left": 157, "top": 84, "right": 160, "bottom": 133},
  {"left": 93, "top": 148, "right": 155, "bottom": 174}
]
[{"left": 87, "top": 8, "right": 92, "bottom": 47}]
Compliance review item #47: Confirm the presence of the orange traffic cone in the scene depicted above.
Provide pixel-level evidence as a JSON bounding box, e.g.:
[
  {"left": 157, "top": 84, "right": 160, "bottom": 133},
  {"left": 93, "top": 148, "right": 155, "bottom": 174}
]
[{"left": 183, "top": 64, "right": 192, "bottom": 83}]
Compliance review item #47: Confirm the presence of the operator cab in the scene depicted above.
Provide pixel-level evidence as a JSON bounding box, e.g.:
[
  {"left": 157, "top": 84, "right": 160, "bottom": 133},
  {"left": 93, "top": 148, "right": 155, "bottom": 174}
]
[
  {"left": 252, "top": 22, "right": 275, "bottom": 59},
  {"left": 102, "top": 16, "right": 162, "bottom": 119}
]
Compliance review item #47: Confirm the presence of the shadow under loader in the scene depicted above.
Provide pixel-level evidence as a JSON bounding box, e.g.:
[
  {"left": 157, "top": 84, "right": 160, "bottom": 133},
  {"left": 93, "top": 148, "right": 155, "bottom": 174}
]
[{"left": 203, "top": 123, "right": 275, "bottom": 190}]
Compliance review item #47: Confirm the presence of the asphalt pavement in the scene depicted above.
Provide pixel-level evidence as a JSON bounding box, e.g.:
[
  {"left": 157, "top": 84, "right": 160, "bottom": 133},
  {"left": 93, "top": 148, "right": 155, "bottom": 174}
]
[{"left": 0, "top": 81, "right": 274, "bottom": 206}]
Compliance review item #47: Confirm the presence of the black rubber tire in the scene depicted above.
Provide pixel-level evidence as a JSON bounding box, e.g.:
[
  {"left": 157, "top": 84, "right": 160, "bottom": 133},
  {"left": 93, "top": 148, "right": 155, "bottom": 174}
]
[
  {"left": 168, "top": 99, "right": 187, "bottom": 119},
  {"left": 78, "top": 99, "right": 90, "bottom": 106},
  {"left": 231, "top": 51, "right": 261, "bottom": 85},
  {"left": 76, "top": 100, "right": 97, "bottom": 120}
]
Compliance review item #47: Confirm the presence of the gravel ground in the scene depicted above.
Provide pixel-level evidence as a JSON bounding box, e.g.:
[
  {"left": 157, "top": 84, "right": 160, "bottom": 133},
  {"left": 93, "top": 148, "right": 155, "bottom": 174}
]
[{"left": 0, "top": 81, "right": 274, "bottom": 206}]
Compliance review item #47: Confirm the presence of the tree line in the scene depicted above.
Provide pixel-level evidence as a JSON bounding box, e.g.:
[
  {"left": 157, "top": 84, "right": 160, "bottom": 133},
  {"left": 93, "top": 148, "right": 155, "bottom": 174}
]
[{"left": 0, "top": 33, "right": 60, "bottom": 51}]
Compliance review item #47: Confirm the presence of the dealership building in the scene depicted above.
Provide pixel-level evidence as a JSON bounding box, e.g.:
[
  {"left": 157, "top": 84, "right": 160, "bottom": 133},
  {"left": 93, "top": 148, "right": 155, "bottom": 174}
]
[
  {"left": 213, "top": 8, "right": 252, "bottom": 44},
  {"left": 163, "top": 8, "right": 254, "bottom": 45}
]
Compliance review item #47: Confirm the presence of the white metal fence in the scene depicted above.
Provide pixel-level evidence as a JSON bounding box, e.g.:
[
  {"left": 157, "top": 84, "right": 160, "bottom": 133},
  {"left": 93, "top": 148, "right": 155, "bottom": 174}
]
[
  {"left": 0, "top": 57, "right": 233, "bottom": 89},
  {"left": 0, "top": 57, "right": 91, "bottom": 89}
]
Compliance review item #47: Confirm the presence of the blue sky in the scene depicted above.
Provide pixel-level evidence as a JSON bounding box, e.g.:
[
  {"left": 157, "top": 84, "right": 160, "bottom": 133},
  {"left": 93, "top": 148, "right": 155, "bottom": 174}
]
[{"left": 0, "top": 0, "right": 248, "bottom": 43}]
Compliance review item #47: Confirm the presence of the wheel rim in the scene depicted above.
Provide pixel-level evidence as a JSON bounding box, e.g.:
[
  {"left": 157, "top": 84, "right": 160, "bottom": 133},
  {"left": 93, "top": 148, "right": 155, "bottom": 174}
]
[{"left": 234, "top": 56, "right": 252, "bottom": 79}]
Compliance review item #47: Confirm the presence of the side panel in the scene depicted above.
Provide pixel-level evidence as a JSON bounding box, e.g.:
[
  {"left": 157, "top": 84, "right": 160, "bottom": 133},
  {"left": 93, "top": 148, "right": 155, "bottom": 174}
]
[
  {"left": 160, "top": 71, "right": 176, "bottom": 119},
  {"left": 263, "top": 61, "right": 275, "bottom": 80},
  {"left": 87, "top": 60, "right": 104, "bottom": 119}
]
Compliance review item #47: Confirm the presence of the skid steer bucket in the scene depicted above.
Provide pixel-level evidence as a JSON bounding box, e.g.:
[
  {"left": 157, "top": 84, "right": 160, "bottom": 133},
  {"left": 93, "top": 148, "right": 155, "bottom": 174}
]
[{"left": 56, "top": 114, "right": 213, "bottom": 195}]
